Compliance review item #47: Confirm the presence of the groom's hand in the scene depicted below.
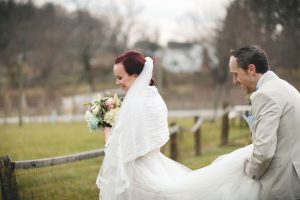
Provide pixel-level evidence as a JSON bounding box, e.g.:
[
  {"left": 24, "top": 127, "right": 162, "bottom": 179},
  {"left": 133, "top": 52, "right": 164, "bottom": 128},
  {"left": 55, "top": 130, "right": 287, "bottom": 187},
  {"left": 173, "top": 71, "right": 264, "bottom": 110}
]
[{"left": 244, "top": 159, "right": 249, "bottom": 175}]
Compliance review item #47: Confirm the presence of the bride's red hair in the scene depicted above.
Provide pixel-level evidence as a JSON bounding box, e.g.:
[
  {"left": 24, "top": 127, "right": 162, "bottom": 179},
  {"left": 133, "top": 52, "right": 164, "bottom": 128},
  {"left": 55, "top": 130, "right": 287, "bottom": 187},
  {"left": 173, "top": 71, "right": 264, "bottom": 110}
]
[{"left": 114, "top": 50, "right": 155, "bottom": 86}]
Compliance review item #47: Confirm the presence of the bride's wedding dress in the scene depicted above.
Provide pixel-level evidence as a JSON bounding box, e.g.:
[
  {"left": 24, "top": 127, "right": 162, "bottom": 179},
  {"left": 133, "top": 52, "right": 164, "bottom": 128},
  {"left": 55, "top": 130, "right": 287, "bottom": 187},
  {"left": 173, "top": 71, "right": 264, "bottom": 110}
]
[
  {"left": 132, "top": 145, "right": 260, "bottom": 200},
  {"left": 96, "top": 57, "right": 261, "bottom": 200}
]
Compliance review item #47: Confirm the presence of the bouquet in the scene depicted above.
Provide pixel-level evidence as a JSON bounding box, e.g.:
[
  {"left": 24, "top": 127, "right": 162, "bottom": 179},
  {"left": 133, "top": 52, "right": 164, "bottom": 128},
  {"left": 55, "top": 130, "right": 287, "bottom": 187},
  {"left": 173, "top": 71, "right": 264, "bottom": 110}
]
[{"left": 84, "top": 93, "right": 122, "bottom": 132}]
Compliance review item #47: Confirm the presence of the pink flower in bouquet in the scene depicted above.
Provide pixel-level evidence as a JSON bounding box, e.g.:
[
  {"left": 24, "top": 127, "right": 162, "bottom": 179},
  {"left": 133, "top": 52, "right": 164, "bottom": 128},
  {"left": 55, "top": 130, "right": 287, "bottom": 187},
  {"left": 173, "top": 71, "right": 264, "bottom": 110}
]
[{"left": 105, "top": 98, "right": 115, "bottom": 109}]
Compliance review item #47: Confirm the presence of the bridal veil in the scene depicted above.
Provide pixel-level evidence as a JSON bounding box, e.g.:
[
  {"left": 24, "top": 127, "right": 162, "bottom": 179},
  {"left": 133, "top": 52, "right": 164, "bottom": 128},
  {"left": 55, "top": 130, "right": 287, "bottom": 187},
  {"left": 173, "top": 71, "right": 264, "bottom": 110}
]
[{"left": 96, "top": 57, "right": 169, "bottom": 199}]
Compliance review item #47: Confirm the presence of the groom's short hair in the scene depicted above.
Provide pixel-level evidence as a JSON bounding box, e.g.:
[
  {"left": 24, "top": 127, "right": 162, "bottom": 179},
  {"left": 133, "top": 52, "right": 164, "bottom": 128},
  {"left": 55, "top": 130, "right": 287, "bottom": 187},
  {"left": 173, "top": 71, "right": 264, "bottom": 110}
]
[{"left": 230, "top": 45, "right": 270, "bottom": 74}]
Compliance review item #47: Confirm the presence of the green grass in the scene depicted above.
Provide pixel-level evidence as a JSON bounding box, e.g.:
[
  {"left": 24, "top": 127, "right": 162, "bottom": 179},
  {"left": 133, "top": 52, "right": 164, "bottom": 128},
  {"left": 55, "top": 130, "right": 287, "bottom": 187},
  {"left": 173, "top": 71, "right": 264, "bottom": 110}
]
[
  {"left": 0, "top": 122, "right": 104, "bottom": 160},
  {"left": 0, "top": 119, "right": 251, "bottom": 200}
]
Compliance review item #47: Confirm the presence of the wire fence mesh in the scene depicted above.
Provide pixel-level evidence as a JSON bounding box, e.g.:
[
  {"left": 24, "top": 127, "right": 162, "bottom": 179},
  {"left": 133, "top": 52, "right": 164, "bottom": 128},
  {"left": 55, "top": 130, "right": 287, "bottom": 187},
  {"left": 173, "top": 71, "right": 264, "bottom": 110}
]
[{"left": 1, "top": 157, "right": 103, "bottom": 200}]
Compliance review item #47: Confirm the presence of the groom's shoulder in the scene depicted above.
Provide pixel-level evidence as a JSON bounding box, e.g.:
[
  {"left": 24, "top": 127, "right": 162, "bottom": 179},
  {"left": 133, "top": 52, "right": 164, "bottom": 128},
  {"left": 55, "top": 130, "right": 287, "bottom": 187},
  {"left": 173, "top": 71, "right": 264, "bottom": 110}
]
[{"left": 251, "top": 87, "right": 283, "bottom": 106}]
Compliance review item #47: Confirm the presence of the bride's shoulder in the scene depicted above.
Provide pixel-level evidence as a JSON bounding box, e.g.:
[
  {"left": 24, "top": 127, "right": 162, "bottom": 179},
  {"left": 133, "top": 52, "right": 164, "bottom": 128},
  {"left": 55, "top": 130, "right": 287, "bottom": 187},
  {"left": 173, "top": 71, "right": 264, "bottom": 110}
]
[
  {"left": 148, "top": 85, "right": 157, "bottom": 91},
  {"left": 145, "top": 86, "right": 158, "bottom": 96}
]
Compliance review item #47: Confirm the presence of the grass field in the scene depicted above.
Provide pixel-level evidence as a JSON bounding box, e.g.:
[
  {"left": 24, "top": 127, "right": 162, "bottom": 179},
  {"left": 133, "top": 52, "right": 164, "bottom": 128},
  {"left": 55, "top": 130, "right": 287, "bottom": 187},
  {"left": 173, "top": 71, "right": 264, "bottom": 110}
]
[{"left": 0, "top": 118, "right": 251, "bottom": 200}]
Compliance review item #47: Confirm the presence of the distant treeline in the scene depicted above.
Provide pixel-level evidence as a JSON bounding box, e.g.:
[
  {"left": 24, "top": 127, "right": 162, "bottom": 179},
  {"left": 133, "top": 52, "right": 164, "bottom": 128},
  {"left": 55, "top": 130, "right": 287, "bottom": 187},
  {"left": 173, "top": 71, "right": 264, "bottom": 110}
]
[{"left": 0, "top": 0, "right": 299, "bottom": 117}]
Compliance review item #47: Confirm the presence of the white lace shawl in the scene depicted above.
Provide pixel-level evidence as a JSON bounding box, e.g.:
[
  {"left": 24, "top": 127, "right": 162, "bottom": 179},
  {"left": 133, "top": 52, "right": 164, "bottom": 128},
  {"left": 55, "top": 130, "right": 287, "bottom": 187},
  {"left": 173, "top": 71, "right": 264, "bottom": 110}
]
[{"left": 96, "top": 57, "right": 169, "bottom": 200}]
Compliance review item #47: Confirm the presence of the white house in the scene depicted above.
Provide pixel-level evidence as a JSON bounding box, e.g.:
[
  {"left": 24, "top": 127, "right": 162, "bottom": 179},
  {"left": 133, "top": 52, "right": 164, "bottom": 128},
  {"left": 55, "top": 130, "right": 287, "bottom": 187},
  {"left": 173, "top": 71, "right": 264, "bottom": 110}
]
[{"left": 161, "top": 42, "right": 218, "bottom": 73}]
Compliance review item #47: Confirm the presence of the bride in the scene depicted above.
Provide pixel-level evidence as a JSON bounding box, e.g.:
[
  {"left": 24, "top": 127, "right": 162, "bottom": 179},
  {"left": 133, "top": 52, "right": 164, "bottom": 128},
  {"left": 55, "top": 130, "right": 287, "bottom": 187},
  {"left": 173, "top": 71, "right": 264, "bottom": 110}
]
[{"left": 96, "top": 50, "right": 261, "bottom": 200}]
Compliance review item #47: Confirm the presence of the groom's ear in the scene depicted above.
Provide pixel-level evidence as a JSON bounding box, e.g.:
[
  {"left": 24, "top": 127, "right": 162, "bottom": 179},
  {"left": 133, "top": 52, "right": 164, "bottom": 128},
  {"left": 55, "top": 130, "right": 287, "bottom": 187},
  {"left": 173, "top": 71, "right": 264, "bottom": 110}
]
[{"left": 247, "top": 64, "right": 256, "bottom": 75}]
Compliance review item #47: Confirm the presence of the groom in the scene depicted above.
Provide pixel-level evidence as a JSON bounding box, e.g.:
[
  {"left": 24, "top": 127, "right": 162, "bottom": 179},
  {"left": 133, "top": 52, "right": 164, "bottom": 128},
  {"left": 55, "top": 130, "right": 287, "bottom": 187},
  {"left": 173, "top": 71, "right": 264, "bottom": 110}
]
[{"left": 229, "top": 45, "right": 300, "bottom": 200}]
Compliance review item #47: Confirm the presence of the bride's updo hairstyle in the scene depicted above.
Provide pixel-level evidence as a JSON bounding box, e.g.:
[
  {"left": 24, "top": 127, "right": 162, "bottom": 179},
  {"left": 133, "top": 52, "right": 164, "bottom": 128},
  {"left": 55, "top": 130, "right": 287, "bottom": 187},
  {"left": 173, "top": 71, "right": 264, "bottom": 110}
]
[{"left": 114, "top": 50, "right": 154, "bottom": 86}]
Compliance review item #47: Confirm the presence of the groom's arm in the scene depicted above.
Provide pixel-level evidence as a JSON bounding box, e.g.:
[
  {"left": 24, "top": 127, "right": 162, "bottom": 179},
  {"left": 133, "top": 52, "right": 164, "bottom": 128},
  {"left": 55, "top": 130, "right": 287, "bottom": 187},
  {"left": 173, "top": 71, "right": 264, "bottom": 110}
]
[{"left": 245, "top": 93, "right": 281, "bottom": 180}]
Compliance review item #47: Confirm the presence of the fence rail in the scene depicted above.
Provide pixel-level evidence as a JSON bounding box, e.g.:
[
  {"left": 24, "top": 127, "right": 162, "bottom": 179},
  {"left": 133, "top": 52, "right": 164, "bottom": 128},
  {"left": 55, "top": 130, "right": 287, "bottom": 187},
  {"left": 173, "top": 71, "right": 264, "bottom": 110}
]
[{"left": 13, "top": 149, "right": 105, "bottom": 170}]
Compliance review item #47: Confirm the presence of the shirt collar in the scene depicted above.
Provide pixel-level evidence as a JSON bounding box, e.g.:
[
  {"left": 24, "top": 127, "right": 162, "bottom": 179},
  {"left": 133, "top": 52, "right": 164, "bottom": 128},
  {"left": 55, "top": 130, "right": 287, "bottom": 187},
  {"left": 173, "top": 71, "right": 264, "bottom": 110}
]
[{"left": 256, "top": 70, "right": 270, "bottom": 90}]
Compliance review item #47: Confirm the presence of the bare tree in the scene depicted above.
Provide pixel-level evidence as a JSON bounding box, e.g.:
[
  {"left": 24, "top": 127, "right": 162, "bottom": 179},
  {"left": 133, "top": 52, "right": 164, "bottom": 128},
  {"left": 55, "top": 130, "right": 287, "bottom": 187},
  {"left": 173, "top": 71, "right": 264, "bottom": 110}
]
[
  {"left": 70, "top": 0, "right": 109, "bottom": 92},
  {"left": 0, "top": 0, "right": 38, "bottom": 125},
  {"left": 104, "top": 0, "right": 143, "bottom": 53},
  {"left": 212, "top": 1, "right": 256, "bottom": 109},
  {"left": 214, "top": 0, "right": 300, "bottom": 94},
  {"left": 246, "top": 0, "right": 300, "bottom": 75}
]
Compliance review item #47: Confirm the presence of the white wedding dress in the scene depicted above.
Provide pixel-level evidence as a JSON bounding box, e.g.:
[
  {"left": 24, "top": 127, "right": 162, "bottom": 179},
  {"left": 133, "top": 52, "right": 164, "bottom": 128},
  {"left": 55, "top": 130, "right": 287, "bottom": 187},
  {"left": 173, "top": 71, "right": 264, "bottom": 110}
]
[
  {"left": 131, "top": 145, "right": 261, "bottom": 200},
  {"left": 96, "top": 57, "right": 261, "bottom": 200}
]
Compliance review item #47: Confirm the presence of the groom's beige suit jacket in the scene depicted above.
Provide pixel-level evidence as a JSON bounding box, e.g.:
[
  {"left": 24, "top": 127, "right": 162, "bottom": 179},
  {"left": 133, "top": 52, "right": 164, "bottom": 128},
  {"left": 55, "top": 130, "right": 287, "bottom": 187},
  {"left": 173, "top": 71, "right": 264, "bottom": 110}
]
[{"left": 247, "top": 71, "right": 300, "bottom": 200}]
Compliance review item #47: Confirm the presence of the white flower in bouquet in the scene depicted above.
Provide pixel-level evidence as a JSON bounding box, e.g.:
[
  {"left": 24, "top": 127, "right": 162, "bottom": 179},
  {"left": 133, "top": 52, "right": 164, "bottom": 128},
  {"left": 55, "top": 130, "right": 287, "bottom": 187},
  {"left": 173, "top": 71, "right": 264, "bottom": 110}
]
[
  {"left": 104, "top": 108, "right": 119, "bottom": 126},
  {"left": 113, "top": 93, "right": 122, "bottom": 107}
]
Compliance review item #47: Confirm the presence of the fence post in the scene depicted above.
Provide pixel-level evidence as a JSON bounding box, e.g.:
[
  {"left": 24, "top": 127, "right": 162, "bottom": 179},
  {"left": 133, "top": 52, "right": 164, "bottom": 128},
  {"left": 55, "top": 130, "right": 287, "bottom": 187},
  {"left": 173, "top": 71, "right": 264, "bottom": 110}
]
[
  {"left": 220, "top": 102, "right": 229, "bottom": 146},
  {"left": 194, "top": 116, "right": 201, "bottom": 156},
  {"left": 0, "top": 155, "right": 20, "bottom": 200},
  {"left": 170, "top": 122, "right": 178, "bottom": 161}
]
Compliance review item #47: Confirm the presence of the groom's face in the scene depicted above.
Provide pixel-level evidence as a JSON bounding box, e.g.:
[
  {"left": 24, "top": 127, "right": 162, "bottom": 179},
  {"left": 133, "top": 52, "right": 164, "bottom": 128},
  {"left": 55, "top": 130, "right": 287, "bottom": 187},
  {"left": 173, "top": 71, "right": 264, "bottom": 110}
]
[{"left": 229, "top": 56, "right": 256, "bottom": 94}]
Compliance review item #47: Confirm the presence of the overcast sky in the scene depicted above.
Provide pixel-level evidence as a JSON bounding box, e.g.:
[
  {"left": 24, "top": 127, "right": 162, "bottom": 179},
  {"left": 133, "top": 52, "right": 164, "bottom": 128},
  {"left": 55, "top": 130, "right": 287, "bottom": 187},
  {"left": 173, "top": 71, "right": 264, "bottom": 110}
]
[{"left": 35, "top": 0, "right": 233, "bottom": 45}]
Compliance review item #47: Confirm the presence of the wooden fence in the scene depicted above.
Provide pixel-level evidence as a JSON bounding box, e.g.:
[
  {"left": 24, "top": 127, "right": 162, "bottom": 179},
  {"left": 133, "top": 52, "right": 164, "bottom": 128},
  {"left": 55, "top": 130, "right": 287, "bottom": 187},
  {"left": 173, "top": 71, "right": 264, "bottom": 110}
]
[
  {"left": 0, "top": 105, "right": 250, "bottom": 200},
  {"left": 0, "top": 123, "right": 196, "bottom": 200}
]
